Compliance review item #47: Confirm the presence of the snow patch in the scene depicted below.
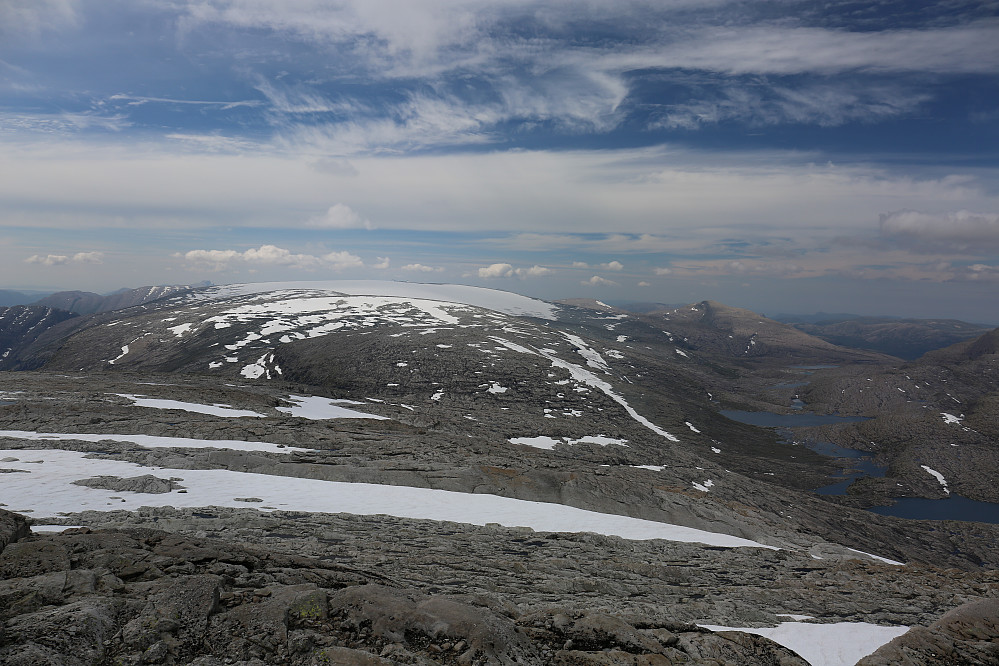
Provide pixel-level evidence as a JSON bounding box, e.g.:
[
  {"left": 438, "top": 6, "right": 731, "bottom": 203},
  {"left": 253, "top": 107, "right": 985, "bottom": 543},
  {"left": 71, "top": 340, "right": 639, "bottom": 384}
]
[
  {"left": 0, "top": 430, "right": 307, "bottom": 454},
  {"left": 0, "top": 449, "right": 776, "bottom": 550},
  {"left": 276, "top": 395, "right": 389, "bottom": 420},
  {"left": 920, "top": 465, "right": 950, "bottom": 495},
  {"left": 167, "top": 323, "right": 193, "bottom": 337},
  {"left": 698, "top": 621, "right": 909, "bottom": 666},
  {"left": 114, "top": 394, "right": 265, "bottom": 418}
]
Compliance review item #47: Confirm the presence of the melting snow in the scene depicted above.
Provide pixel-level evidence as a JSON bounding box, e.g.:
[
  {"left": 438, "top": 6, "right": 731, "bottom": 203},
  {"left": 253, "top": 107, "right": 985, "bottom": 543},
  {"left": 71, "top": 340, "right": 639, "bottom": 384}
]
[
  {"left": 0, "top": 430, "right": 306, "bottom": 454},
  {"left": 108, "top": 345, "right": 130, "bottom": 365},
  {"left": 491, "top": 338, "right": 683, "bottom": 444},
  {"left": 685, "top": 421, "right": 701, "bottom": 433},
  {"left": 487, "top": 383, "right": 508, "bottom": 394},
  {"left": 276, "top": 395, "right": 389, "bottom": 420},
  {"left": 167, "top": 323, "right": 193, "bottom": 337},
  {"left": 920, "top": 465, "right": 950, "bottom": 494},
  {"left": 692, "top": 480, "right": 714, "bottom": 492},
  {"left": 509, "top": 436, "right": 561, "bottom": 450},
  {"left": 562, "top": 333, "right": 610, "bottom": 373},
  {"left": 940, "top": 412, "right": 963, "bottom": 424},
  {"left": 698, "top": 621, "right": 909, "bottom": 666},
  {"left": 509, "top": 435, "right": 628, "bottom": 449},
  {"left": 0, "top": 448, "right": 775, "bottom": 549},
  {"left": 114, "top": 394, "right": 265, "bottom": 418}
]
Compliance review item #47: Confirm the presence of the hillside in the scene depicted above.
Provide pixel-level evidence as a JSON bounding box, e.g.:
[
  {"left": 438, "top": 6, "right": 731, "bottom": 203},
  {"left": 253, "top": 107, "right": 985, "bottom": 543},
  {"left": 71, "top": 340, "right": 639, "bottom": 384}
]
[
  {"left": 32, "top": 285, "right": 191, "bottom": 314},
  {"left": 0, "top": 281, "right": 997, "bottom": 665},
  {"left": 0, "top": 305, "right": 78, "bottom": 370}
]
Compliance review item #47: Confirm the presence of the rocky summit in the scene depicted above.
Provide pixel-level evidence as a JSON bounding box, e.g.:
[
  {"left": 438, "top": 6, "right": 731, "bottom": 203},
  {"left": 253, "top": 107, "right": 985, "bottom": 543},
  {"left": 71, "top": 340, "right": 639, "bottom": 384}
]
[{"left": 0, "top": 281, "right": 997, "bottom": 666}]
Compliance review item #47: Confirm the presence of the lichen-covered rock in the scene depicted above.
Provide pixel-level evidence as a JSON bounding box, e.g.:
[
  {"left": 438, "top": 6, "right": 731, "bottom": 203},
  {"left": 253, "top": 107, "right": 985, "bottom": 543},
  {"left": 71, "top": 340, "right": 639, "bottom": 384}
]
[
  {"left": 858, "top": 598, "right": 999, "bottom": 665},
  {"left": 0, "top": 507, "right": 29, "bottom": 554},
  {"left": 329, "top": 583, "right": 543, "bottom": 664},
  {"left": 72, "top": 474, "right": 182, "bottom": 494},
  {"left": 0, "top": 538, "right": 70, "bottom": 578}
]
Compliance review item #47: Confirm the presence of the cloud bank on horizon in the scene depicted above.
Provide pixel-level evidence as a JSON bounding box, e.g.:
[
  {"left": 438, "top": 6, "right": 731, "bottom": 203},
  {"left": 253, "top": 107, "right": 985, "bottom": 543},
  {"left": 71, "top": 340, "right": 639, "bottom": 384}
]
[{"left": 1, "top": 0, "right": 997, "bottom": 320}]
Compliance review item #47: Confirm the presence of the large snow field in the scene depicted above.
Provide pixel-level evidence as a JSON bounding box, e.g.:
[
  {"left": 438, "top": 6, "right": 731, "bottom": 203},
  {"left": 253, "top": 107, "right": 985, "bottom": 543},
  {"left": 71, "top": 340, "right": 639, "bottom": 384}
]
[
  {"left": 0, "top": 430, "right": 309, "bottom": 454},
  {"left": 698, "top": 620, "right": 909, "bottom": 666},
  {"left": 197, "top": 281, "right": 558, "bottom": 319},
  {"left": 0, "top": 448, "right": 776, "bottom": 550}
]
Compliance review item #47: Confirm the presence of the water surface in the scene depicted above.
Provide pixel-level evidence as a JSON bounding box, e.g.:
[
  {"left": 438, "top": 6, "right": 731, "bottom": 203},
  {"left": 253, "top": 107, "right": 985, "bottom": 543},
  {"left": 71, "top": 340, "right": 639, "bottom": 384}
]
[{"left": 869, "top": 495, "right": 999, "bottom": 524}]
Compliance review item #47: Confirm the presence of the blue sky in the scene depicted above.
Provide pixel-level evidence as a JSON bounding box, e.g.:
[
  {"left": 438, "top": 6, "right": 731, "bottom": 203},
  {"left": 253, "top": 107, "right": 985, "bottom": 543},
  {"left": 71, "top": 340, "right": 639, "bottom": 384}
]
[{"left": 2, "top": 0, "right": 998, "bottom": 321}]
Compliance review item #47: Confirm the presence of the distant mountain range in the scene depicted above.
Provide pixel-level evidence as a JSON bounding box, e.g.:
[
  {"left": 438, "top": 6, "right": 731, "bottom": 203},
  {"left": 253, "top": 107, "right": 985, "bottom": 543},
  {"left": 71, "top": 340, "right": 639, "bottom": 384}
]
[{"left": 772, "top": 314, "right": 992, "bottom": 360}]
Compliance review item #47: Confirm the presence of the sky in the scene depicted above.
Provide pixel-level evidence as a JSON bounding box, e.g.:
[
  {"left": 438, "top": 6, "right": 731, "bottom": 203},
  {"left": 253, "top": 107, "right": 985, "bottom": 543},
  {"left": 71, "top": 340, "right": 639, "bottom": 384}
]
[{"left": 1, "top": 0, "right": 998, "bottom": 322}]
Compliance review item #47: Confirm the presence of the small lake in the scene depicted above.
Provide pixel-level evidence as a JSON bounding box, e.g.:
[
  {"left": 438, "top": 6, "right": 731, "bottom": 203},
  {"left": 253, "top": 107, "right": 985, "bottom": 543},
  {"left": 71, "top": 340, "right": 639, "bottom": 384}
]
[
  {"left": 0, "top": 400, "right": 15, "bottom": 406},
  {"left": 869, "top": 495, "right": 999, "bottom": 525},
  {"left": 721, "top": 408, "right": 999, "bottom": 524}
]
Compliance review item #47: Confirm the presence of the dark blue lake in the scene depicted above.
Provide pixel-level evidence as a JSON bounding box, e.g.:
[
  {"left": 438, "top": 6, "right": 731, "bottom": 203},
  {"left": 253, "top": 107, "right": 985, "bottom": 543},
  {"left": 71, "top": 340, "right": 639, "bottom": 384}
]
[
  {"left": 721, "top": 408, "right": 998, "bottom": 523},
  {"left": 722, "top": 409, "right": 883, "bottom": 494},
  {"left": 869, "top": 495, "right": 999, "bottom": 525}
]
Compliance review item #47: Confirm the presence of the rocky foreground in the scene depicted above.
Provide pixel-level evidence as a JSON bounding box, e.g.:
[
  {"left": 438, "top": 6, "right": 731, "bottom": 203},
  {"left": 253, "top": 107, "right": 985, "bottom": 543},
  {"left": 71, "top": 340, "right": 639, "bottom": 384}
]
[
  {"left": 3, "top": 509, "right": 998, "bottom": 666},
  {"left": 1, "top": 509, "right": 814, "bottom": 665}
]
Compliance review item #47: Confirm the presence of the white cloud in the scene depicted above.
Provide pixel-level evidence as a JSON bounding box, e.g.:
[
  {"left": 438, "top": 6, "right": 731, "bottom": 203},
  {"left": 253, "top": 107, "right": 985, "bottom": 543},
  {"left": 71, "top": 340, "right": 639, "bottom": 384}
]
[
  {"left": 24, "top": 251, "right": 103, "bottom": 266},
  {"left": 478, "top": 263, "right": 515, "bottom": 278},
  {"left": 653, "top": 267, "right": 672, "bottom": 275},
  {"left": 401, "top": 263, "right": 443, "bottom": 272},
  {"left": 637, "top": 281, "right": 651, "bottom": 287},
  {"left": 72, "top": 251, "right": 104, "bottom": 264},
  {"left": 178, "top": 245, "right": 362, "bottom": 272},
  {"left": 964, "top": 264, "right": 999, "bottom": 281},
  {"left": 880, "top": 210, "right": 999, "bottom": 249},
  {"left": 25, "top": 254, "right": 69, "bottom": 266},
  {"left": 321, "top": 250, "right": 365, "bottom": 270},
  {"left": 599, "top": 260, "right": 624, "bottom": 271},
  {"left": 308, "top": 203, "right": 373, "bottom": 229},
  {"left": 517, "top": 265, "right": 552, "bottom": 277},
  {"left": 372, "top": 256, "right": 391, "bottom": 269},
  {"left": 477, "top": 262, "right": 551, "bottom": 278},
  {"left": 582, "top": 275, "right": 618, "bottom": 287}
]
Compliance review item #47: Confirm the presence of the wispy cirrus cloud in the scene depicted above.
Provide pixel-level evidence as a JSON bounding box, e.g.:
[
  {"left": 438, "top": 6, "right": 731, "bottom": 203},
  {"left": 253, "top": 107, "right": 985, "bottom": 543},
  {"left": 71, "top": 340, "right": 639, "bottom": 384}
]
[{"left": 0, "top": 0, "right": 78, "bottom": 40}]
